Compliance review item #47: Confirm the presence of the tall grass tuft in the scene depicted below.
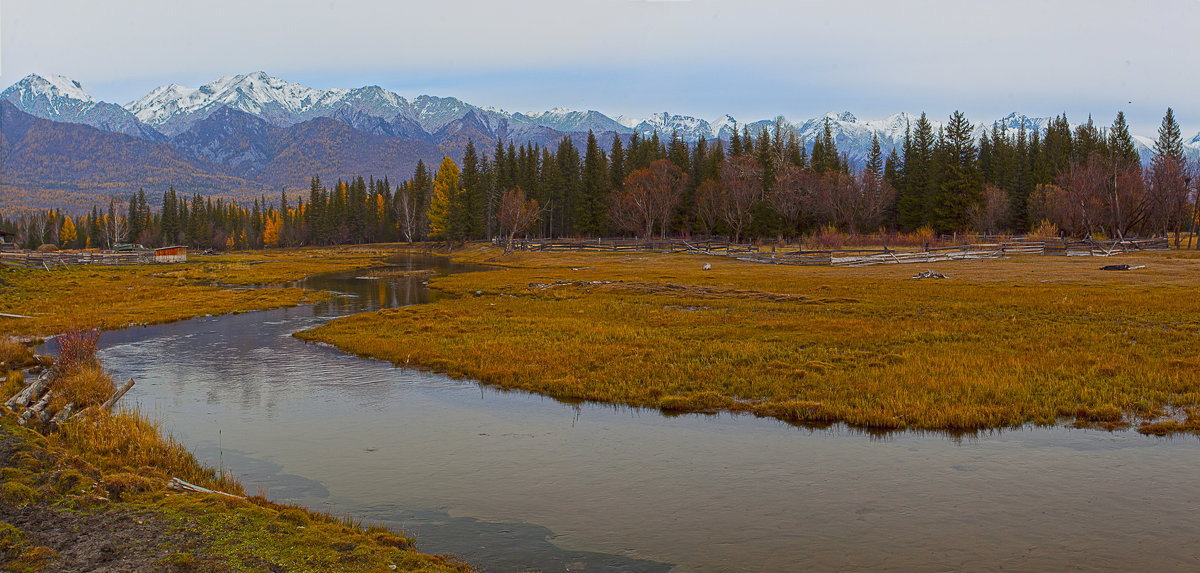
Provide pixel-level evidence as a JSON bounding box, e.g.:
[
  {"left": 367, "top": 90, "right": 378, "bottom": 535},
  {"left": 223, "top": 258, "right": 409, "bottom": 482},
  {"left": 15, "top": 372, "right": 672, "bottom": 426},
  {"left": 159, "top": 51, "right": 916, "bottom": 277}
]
[
  {"left": 53, "top": 363, "right": 114, "bottom": 411},
  {"left": 0, "top": 337, "right": 36, "bottom": 370}
]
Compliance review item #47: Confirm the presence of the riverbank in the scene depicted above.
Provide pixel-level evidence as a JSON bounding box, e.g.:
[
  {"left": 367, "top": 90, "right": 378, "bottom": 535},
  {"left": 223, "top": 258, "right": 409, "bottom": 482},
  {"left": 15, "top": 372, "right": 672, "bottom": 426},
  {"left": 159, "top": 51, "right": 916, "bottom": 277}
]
[
  {"left": 297, "top": 244, "right": 1200, "bottom": 434},
  {"left": 1, "top": 245, "right": 475, "bottom": 571},
  {"left": 0, "top": 415, "right": 473, "bottom": 572},
  {"left": 0, "top": 333, "right": 472, "bottom": 572}
]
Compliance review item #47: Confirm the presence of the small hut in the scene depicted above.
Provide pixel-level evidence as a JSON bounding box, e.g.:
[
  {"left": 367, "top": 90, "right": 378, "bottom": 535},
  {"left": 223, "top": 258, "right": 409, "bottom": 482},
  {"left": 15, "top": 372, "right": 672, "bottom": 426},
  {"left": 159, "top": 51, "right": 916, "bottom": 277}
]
[
  {"left": 0, "top": 230, "right": 16, "bottom": 252},
  {"left": 154, "top": 246, "right": 188, "bottom": 263}
]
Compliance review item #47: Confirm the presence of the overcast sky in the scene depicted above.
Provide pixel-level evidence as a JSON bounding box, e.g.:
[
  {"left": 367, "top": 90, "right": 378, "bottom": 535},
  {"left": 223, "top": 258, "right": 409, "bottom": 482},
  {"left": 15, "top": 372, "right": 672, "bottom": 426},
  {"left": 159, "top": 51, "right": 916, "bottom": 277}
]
[{"left": 2, "top": 0, "right": 1197, "bottom": 137}]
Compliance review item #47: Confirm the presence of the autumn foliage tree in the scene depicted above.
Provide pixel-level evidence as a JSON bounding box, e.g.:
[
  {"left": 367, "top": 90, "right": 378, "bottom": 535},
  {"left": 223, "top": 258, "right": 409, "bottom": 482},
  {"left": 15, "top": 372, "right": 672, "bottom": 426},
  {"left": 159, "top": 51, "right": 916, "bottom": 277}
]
[
  {"left": 498, "top": 187, "right": 544, "bottom": 254},
  {"left": 716, "top": 157, "right": 762, "bottom": 242},
  {"left": 610, "top": 159, "right": 687, "bottom": 239},
  {"left": 428, "top": 157, "right": 461, "bottom": 241}
]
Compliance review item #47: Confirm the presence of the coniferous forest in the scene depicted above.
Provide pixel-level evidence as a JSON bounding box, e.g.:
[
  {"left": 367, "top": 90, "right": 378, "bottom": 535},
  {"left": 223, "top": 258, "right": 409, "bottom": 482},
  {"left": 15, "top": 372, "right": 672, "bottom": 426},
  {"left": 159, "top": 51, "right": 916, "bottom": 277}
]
[{"left": 3, "top": 109, "right": 1197, "bottom": 250}]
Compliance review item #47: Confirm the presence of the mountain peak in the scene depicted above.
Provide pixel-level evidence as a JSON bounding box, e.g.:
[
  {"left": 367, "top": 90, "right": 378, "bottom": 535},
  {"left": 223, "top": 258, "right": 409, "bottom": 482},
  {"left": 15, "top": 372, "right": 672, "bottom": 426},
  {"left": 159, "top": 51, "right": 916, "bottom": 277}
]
[
  {"left": 5, "top": 73, "right": 95, "bottom": 103},
  {"left": 822, "top": 111, "right": 857, "bottom": 123}
]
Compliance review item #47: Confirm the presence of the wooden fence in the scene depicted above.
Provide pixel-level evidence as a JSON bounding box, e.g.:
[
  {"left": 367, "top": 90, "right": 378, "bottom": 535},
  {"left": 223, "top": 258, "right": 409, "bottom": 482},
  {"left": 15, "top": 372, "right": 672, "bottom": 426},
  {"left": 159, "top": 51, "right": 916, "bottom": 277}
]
[
  {"left": 496, "top": 236, "right": 1170, "bottom": 267},
  {"left": 0, "top": 250, "right": 157, "bottom": 269}
]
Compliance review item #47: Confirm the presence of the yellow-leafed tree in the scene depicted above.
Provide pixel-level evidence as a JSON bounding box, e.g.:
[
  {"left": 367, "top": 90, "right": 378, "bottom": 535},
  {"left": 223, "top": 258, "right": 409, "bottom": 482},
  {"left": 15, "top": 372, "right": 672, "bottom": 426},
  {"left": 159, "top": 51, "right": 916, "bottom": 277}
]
[
  {"left": 428, "top": 157, "right": 460, "bottom": 240},
  {"left": 60, "top": 215, "right": 77, "bottom": 248},
  {"left": 263, "top": 213, "right": 280, "bottom": 246}
]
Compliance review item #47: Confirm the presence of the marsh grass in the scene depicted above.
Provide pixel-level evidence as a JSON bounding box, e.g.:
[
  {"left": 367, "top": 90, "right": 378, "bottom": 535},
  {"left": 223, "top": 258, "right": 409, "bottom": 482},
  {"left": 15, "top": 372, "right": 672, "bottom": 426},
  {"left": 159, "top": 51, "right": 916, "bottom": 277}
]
[
  {"left": 0, "top": 337, "right": 37, "bottom": 370},
  {"left": 300, "top": 246, "right": 1200, "bottom": 434},
  {"left": 0, "top": 245, "right": 408, "bottom": 338}
]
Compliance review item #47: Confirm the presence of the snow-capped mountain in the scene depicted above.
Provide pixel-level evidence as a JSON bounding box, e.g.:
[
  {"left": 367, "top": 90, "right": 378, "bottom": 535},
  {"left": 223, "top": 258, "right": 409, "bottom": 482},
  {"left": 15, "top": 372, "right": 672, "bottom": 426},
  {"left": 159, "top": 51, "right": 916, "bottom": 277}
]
[
  {"left": 626, "top": 112, "right": 717, "bottom": 142},
  {"left": 6, "top": 71, "right": 1199, "bottom": 175},
  {"left": 510, "top": 108, "right": 631, "bottom": 135},
  {"left": 1, "top": 73, "right": 164, "bottom": 141},
  {"left": 122, "top": 71, "right": 626, "bottom": 138},
  {"left": 126, "top": 72, "right": 372, "bottom": 136}
]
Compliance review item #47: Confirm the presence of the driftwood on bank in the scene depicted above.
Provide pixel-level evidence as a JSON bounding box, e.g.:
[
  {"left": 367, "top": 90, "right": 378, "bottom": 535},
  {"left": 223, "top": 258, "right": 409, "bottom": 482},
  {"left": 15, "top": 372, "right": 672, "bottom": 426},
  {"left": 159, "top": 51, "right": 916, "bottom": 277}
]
[
  {"left": 18, "top": 391, "right": 54, "bottom": 426},
  {"left": 166, "top": 477, "right": 244, "bottom": 500},
  {"left": 47, "top": 403, "right": 74, "bottom": 430},
  {"left": 3, "top": 365, "right": 136, "bottom": 430},
  {"left": 100, "top": 379, "right": 135, "bottom": 411},
  {"left": 5, "top": 369, "right": 55, "bottom": 410}
]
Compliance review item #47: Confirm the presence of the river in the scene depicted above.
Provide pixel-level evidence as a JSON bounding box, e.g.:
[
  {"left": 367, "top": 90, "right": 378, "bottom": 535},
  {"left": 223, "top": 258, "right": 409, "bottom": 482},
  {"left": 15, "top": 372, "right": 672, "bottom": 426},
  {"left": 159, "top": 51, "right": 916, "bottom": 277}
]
[{"left": 91, "top": 254, "right": 1200, "bottom": 572}]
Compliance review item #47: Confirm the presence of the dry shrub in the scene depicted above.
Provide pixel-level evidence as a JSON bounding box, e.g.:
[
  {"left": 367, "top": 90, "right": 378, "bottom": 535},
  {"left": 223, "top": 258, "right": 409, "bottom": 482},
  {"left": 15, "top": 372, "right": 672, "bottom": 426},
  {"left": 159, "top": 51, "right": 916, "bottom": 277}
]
[
  {"left": 1028, "top": 219, "right": 1061, "bottom": 240},
  {"left": 811, "top": 225, "right": 846, "bottom": 249},
  {"left": 54, "top": 327, "right": 101, "bottom": 373},
  {"left": 55, "top": 363, "right": 115, "bottom": 409}
]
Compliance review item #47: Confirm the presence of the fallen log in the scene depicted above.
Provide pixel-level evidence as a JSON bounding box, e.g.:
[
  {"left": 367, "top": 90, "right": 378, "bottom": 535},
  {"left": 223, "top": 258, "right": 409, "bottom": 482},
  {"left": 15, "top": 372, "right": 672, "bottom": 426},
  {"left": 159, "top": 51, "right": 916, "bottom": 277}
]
[
  {"left": 19, "top": 392, "right": 53, "bottom": 426},
  {"left": 100, "top": 378, "right": 135, "bottom": 411},
  {"left": 166, "top": 477, "right": 244, "bottom": 500},
  {"left": 48, "top": 403, "right": 74, "bottom": 430},
  {"left": 5, "top": 370, "right": 54, "bottom": 410}
]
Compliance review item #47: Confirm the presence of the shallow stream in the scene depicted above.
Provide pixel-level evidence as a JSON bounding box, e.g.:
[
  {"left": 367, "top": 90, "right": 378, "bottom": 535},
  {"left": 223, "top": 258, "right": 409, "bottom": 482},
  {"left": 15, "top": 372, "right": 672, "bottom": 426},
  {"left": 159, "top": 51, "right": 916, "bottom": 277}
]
[{"left": 91, "top": 254, "right": 1200, "bottom": 571}]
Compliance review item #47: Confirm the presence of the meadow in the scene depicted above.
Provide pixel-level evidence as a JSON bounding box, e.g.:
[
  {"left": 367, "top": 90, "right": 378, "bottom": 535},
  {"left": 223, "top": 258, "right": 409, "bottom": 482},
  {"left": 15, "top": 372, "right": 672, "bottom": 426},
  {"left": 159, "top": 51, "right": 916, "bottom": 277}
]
[
  {"left": 299, "top": 245, "right": 1200, "bottom": 434},
  {"left": 0, "top": 244, "right": 400, "bottom": 338}
]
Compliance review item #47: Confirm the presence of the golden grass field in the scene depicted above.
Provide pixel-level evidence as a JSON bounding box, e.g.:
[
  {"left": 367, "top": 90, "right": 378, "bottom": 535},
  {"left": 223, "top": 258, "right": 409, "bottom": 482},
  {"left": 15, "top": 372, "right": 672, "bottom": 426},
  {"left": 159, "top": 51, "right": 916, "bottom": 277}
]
[
  {"left": 298, "top": 245, "right": 1200, "bottom": 434},
  {"left": 0, "top": 245, "right": 403, "bottom": 338}
]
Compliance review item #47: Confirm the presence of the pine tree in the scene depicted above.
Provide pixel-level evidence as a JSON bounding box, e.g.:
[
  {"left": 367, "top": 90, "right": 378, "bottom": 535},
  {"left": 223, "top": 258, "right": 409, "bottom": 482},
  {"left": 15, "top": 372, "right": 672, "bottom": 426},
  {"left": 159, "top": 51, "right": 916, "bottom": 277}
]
[
  {"left": 932, "top": 111, "right": 982, "bottom": 232},
  {"left": 161, "top": 187, "right": 179, "bottom": 245},
  {"left": 609, "top": 136, "right": 626, "bottom": 192},
  {"left": 412, "top": 160, "right": 433, "bottom": 239},
  {"left": 865, "top": 133, "right": 883, "bottom": 181},
  {"left": 1108, "top": 111, "right": 1139, "bottom": 168},
  {"left": 898, "top": 114, "right": 936, "bottom": 230},
  {"left": 1151, "top": 107, "right": 1188, "bottom": 241},
  {"left": 460, "top": 140, "right": 483, "bottom": 238},
  {"left": 579, "top": 131, "right": 609, "bottom": 236},
  {"left": 729, "top": 124, "right": 744, "bottom": 157}
]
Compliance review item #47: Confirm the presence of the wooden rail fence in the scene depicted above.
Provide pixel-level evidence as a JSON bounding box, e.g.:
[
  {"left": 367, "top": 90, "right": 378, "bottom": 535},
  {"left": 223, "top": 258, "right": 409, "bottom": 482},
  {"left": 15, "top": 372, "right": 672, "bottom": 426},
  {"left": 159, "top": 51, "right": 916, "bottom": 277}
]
[
  {"left": 495, "top": 236, "right": 1170, "bottom": 267},
  {"left": 0, "top": 250, "right": 158, "bottom": 269}
]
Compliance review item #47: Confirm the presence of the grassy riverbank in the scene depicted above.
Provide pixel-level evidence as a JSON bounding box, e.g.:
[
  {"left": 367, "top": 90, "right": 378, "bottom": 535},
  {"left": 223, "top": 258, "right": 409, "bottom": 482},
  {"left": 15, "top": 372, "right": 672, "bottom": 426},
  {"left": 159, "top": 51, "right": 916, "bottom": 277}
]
[
  {"left": 298, "top": 245, "right": 1200, "bottom": 434},
  {"left": 0, "top": 244, "right": 407, "bottom": 338},
  {"left": 0, "top": 336, "right": 470, "bottom": 572},
  {"left": 1, "top": 244, "right": 473, "bottom": 571}
]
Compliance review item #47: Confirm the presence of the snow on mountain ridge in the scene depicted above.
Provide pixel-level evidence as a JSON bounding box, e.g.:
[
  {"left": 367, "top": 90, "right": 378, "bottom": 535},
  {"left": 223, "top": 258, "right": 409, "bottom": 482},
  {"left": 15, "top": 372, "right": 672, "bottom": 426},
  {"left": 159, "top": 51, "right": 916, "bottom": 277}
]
[
  {"left": 2, "top": 73, "right": 163, "bottom": 141},
  {"left": 10, "top": 72, "right": 1198, "bottom": 166}
]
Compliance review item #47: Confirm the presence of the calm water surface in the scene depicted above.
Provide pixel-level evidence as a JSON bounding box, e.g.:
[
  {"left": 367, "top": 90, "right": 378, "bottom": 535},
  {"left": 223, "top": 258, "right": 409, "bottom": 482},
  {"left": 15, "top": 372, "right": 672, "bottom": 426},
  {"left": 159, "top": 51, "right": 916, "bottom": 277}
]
[{"left": 92, "top": 254, "right": 1200, "bottom": 572}]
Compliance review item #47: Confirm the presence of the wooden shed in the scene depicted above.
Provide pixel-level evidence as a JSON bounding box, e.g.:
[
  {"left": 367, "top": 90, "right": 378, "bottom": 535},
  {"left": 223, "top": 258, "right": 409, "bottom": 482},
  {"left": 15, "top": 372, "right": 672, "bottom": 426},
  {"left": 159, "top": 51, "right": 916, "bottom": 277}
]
[
  {"left": 154, "top": 246, "right": 188, "bottom": 263},
  {"left": 0, "top": 230, "right": 16, "bottom": 252}
]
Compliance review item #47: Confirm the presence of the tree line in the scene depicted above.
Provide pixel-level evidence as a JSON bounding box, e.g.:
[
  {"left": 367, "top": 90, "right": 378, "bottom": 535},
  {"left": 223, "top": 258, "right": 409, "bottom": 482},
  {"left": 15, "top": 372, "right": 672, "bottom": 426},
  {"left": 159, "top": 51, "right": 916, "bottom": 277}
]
[{"left": 3, "top": 108, "right": 1197, "bottom": 250}]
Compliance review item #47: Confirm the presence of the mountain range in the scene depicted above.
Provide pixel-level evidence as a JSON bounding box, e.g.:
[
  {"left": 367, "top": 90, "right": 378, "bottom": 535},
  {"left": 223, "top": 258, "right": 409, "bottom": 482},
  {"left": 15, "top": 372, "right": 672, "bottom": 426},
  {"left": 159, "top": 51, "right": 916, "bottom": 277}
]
[{"left": 3, "top": 71, "right": 1199, "bottom": 213}]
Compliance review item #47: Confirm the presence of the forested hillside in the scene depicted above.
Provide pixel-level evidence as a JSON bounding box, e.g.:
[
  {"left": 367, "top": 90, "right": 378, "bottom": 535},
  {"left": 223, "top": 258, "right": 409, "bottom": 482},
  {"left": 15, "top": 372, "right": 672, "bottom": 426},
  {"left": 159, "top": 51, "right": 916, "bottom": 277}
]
[{"left": 4, "top": 109, "right": 1196, "bottom": 251}]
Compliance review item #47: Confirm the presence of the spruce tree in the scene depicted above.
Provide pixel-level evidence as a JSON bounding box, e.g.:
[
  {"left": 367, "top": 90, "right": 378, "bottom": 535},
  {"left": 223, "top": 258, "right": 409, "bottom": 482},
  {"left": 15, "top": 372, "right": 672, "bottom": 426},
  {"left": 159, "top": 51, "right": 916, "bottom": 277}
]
[
  {"left": 899, "top": 114, "right": 936, "bottom": 230},
  {"left": 579, "top": 131, "right": 609, "bottom": 236},
  {"left": 1108, "top": 111, "right": 1139, "bottom": 168},
  {"left": 932, "top": 111, "right": 982, "bottom": 232},
  {"left": 460, "top": 140, "right": 483, "bottom": 238},
  {"left": 609, "top": 136, "right": 626, "bottom": 192},
  {"left": 865, "top": 133, "right": 884, "bottom": 181}
]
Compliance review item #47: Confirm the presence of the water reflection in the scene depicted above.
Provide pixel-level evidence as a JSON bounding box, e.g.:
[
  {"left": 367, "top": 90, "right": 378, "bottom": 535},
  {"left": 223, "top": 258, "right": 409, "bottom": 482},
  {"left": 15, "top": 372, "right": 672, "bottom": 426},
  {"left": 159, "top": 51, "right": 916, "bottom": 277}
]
[{"left": 91, "top": 256, "right": 1200, "bottom": 572}]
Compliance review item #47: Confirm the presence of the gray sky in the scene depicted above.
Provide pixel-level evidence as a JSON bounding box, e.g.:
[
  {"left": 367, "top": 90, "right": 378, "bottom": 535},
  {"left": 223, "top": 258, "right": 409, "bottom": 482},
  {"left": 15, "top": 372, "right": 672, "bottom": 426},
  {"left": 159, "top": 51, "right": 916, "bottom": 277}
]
[{"left": 2, "top": 0, "right": 1197, "bottom": 136}]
